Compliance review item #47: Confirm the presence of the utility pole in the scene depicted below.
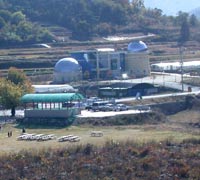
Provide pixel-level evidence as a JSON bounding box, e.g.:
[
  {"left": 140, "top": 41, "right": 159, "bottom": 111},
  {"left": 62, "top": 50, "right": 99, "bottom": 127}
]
[
  {"left": 96, "top": 51, "right": 100, "bottom": 80},
  {"left": 179, "top": 46, "right": 184, "bottom": 92}
]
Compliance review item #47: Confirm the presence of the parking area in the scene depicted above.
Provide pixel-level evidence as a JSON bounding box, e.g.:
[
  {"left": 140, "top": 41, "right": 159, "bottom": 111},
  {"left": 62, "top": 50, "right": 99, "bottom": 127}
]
[{"left": 78, "top": 109, "right": 148, "bottom": 118}]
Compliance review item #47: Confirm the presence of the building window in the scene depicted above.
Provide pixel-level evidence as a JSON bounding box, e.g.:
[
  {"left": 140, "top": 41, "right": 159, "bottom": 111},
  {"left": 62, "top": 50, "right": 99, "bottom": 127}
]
[
  {"left": 88, "top": 52, "right": 97, "bottom": 69},
  {"left": 99, "top": 54, "right": 109, "bottom": 69},
  {"left": 111, "top": 59, "right": 118, "bottom": 70}
]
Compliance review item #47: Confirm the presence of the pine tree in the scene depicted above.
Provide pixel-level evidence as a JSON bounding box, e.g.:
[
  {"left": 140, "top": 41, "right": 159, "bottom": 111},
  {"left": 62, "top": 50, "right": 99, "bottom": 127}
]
[{"left": 179, "top": 19, "right": 190, "bottom": 45}]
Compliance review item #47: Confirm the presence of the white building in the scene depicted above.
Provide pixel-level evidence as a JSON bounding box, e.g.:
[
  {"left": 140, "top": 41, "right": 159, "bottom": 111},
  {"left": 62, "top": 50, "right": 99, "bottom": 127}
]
[
  {"left": 32, "top": 84, "right": 77, "bottom": 93},
  {"left": 151, "top": 61, "right": 200, "bottom": 72},
  {"left": 53, "top": 57, "right": 82, "bottom": 83},
  {"left": 125, "top": 41, "right": 150, "bottom": 77}
]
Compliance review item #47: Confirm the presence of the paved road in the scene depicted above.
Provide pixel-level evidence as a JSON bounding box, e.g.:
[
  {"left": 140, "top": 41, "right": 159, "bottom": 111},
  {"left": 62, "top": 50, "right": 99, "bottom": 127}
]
[
  {"left": 116, "top": 90, "right": 199, "bottom": 103},
  {"left": 103, "top": 72, "right": 200, "bottom": 92},
  {"left": 111, "top": 72, "right": 200, "bottom": 103},
  {"left": 77, "top": 109, "right": 148, "bottom": 118},
  {"left": 0, "top": 110, "right": 24, "bottom": 118}
]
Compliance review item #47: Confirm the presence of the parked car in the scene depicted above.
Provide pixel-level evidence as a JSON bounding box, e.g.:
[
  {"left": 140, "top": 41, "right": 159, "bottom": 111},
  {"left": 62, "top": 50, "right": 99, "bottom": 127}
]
[
  {"left": 85, "top": 104, "right": 93, "bottom": 110},
  {"left": 114, "top": 104, "right": 129, "bottom": 111},
  {"left": 91, "top": 101, "right": 109, "bottom": 111},
  {"left": 84, "top": 97, "right": 102, "bottom": 110},
  {"left": 99, "top": 103, "right": 116, "bottom": 111}
]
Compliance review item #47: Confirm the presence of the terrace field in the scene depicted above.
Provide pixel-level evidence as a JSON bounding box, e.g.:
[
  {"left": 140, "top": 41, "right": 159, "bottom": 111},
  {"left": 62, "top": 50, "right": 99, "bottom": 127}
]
[{"left": 1, "top": 39, "right": 200, "bottom": 82}]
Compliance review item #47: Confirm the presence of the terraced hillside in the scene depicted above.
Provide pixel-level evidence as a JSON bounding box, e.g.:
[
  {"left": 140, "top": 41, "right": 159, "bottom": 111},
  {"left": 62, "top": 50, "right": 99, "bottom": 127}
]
[{"left": 0, "top": 38, "right": 200, "bottom": 80}]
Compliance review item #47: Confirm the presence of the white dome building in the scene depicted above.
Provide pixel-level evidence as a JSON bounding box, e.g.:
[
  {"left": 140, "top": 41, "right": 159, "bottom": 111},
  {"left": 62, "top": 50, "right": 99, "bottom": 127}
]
[
  {"left": 53, "top": 57, "right": 82, "bottom": 83},
  {"left": 125, "top": 41, "right": 150, "bottom": 77},
  {"left": 127, "top": 41, "right": 148, "bottom": 52}
]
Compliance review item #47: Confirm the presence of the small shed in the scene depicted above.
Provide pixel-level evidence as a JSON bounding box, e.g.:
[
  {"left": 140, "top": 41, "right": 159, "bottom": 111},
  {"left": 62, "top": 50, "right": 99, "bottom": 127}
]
[
  {"left": 128, "top": 83, "right": 158, "bottom": 96},
  {"left": 98, "top": 83, "right": 158, "bottom": 98},
  {"left": 21, "top": 93, "right": 84, "bottom": 118}
]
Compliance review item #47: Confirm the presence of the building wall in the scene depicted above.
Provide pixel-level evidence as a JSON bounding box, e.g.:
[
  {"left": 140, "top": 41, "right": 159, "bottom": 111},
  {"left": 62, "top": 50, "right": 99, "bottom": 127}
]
[
  {"left": 24, "top": 109, "right": 80, "bottom": 118},
  {"left": 91, "top": 52, "right": 122, "bottom": 79},
  {"left": 71, "top": 51, "right": 124, "bottom": 79},
  {"left": 53, "top": 71, "right": 82, "bottom": 83},
  {"left": 70, "top": 49, "right": 150, "bottom": 80},
  {"left": 125, "top": 52, "right": 150, "bottom": 77},
  {"left": 98, "top": 83, "right": 158, "bottom": 98}
]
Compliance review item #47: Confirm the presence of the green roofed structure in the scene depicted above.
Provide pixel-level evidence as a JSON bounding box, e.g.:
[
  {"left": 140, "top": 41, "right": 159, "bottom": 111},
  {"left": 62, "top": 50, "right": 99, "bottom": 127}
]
[
  {"left": 21, "top": 93, "right": 84, "bottom": 119},
  {"left": 21, "top": 93, "right": 84, "bottom": 103}
]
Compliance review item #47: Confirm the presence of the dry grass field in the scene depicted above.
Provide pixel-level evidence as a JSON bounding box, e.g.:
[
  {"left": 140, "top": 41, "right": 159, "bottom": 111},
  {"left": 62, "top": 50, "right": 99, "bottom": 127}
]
[{"left": 0, "top": 109, "right": 199, "bottom": 155}]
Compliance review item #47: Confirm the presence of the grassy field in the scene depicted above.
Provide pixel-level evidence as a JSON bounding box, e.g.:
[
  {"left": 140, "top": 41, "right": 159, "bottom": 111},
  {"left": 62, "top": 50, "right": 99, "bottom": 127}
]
[{"left": 0, "top": 109, "right": 199, "bottom": 155}]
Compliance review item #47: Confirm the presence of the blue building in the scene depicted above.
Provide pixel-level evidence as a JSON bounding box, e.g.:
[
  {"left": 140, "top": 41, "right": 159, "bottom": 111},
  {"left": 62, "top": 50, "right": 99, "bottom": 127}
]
[
  {"left": 52, "top": 41, "right": 150, "bottom": 82},
  {"left": 71, "top": 48, "right": 125, "bottom": 79}
]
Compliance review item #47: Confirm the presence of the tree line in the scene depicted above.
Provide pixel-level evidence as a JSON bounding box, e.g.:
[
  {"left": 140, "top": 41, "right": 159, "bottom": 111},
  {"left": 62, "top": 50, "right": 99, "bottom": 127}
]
[
  {"left": 0, "top": 67, "right": 33, "bottom": 116},
  {"left": 0, "top": 0, "right": 199, "bottom": 44},
  {"left": 0, "top": 9, "right": 53, "bottom": 46}
]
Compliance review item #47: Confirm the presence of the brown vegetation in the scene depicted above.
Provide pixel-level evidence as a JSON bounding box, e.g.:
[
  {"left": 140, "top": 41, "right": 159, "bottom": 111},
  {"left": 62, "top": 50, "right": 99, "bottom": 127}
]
[
  {"left": 74, "top": 111, "right": 166, "bottom": 126},
  {"left": 0, "top": 139, "right": 199, "bottom": 179}
]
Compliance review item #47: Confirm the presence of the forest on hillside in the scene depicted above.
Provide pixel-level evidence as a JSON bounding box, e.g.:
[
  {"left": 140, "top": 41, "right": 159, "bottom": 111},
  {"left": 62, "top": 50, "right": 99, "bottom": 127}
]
[{"left": 0, "top": 0, "right": 200, "bottom": 46}]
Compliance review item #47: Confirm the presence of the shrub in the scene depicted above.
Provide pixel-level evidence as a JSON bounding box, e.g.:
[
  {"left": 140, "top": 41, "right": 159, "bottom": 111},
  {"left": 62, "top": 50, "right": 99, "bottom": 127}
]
[{"left": 0, "top": 140, "right": 199, "bottom": 179}]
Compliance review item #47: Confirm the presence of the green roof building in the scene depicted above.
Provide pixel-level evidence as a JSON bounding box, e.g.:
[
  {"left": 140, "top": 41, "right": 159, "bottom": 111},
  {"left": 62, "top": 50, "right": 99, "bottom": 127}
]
[{"left": 21, "top": 93, "right": 84, "bottom": 119}]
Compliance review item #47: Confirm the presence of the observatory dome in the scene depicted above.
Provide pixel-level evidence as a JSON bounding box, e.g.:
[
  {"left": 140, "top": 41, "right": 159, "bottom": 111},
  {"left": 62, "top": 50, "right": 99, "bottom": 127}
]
[
  {"left": 53, "top": 57, "right": 82, "bottom": 83},
  {"left": 54, "top": 57, "right": 81, "bottom": 73},
  {"left": 127, "top": 41, "right": 148, "bottom": 52}
]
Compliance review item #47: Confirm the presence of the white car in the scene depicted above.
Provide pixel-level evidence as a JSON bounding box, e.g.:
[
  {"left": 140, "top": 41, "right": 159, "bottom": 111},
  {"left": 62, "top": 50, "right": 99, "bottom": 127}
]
[{"left": 114, "top": 104, "right": 129, "bottom": 111}]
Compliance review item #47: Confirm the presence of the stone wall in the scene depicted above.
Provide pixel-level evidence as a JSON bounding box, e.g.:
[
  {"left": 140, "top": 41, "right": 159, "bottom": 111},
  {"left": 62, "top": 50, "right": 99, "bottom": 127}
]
[{"left": 24, "top": 108, "right": 80, "bottom": 118}]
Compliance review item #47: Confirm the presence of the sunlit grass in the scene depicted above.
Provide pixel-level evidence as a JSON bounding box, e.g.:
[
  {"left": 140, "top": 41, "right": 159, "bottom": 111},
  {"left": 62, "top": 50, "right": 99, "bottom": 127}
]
[{"left": 0, "top": 123, "right": 199, "bottom": 155}]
